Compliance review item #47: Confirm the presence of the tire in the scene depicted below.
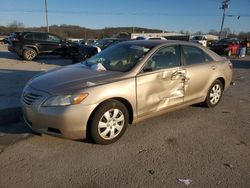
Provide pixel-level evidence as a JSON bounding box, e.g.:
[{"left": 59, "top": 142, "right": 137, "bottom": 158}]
[
  {"left": 23, "top": 48, "right": 37, "bottom": 61},
  {"left": 89, "top": 100, "right": 129, "bottom": 144},
  {"left": 18, "top": 54, "right": 23, "bottom": 58},
  {"left": 203, "top": 80, "right": 223, "bottom": 108}
]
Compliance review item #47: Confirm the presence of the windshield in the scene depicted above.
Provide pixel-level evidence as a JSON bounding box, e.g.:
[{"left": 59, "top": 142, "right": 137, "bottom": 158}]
[
  {"left": 193, "top": 36, "right": 203, "bottom": 40},
  {"left": 93, "top": 39, "right": 116, "bottom": 49},
  {"left": 82, "top": 43, "right": 151, "bottom": 72}
]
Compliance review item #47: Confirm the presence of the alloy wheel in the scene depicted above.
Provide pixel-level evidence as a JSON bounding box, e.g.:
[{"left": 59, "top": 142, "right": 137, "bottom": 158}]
[{"left": 209, "top": 84, "right": 222, "bottom": 105}]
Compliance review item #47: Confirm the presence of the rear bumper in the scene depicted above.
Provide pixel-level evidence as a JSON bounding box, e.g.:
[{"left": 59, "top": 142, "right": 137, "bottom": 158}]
[
  {"left": 8, "top": 45, "right": 22, "bottom": 55},
  {"left": 8, "top": 45, "right": 15, "bottom": 52}
]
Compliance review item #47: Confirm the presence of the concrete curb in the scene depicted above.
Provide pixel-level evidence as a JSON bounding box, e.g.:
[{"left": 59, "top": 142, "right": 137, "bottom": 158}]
[{"left": 0, "top": 107, "right": 22, "bottom": 126}]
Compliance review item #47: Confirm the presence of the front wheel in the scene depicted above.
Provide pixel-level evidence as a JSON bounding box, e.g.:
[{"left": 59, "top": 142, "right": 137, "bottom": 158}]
[
  {"left": 89, "top": 100, "right": 129, "bottom": 144},
  {"left": 203, "top": 80, "right": 223, "bottom": 108}
]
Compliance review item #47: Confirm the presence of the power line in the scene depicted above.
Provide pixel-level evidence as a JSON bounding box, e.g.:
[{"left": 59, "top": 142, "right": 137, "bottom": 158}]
[{"left": 0, "top": 9, "right": 249, "bottom": 17}]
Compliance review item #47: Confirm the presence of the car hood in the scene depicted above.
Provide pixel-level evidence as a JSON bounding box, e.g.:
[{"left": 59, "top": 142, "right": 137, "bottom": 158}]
[{"left": 29, "top": 64, "right": 125, "bottom": 94}]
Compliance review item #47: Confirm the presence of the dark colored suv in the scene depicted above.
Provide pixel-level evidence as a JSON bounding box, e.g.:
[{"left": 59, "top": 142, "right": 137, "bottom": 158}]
[{"left": 8, "top": 31, "right": 67, "bottom": 60}]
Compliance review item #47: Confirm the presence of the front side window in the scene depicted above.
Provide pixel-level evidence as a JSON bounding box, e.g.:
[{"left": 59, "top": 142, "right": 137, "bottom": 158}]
[
  {"left": 182, "top": 45, "right": 213, "bottom": 65},
  {"left": 144, "top": 45, "right": 180, "bottom": 71}
]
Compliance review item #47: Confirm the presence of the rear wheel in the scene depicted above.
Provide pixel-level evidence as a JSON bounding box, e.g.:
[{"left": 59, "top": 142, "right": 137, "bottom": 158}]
[
  {"left": 203, "top": 80, "right": 223, "bottom": 108},
  {"left": 23, "top": 48, "right": 37, "bottom": 60},
  {"left": 89, "top": 100, "right": 129, "bottom": 144}
]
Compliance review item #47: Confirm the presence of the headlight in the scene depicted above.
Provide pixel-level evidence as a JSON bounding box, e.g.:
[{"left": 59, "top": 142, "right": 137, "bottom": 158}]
[{"left": 42, "top": 93, "right": 88, "bottom": 107}]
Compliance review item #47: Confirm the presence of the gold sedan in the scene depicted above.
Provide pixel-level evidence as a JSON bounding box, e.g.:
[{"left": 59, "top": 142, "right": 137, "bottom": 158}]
[{"left": 21, "top": 40, "right": 232, "bottom": 144}]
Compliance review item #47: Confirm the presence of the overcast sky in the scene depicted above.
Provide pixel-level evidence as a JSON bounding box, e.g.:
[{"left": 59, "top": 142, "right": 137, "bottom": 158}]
[{"left": 0, "top": 0, "right": 249, "bottom": 33}]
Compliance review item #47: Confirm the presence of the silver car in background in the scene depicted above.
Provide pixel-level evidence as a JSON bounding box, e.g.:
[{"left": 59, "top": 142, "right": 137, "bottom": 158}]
[{"left": 21, "top": 40, "right": 232, "bottom": 144}]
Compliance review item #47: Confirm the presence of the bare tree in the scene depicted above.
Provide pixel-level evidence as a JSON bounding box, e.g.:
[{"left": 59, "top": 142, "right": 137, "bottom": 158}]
[
  {"left": 208, "top": 29, "right": 219, "bottom": 35},
  {"left": 7, "top": 20, "right": 24, "bottom": 29},
  {"left": 6, "top": 21, "right": 24, "bottom": 33},
  {"left": 194, "top": 31, "right": 204, "bottom": 35}
]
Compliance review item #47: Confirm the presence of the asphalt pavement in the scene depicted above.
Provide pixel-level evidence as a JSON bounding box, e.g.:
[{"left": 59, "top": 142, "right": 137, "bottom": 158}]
[{"left": 0, "top": 44, "right": 250, "bottom": 187}]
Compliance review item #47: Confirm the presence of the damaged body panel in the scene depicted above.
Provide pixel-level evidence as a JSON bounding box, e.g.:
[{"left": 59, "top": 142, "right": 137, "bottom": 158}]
[{"left": 136, "top": 68, "right": 185, "bottom": 117}]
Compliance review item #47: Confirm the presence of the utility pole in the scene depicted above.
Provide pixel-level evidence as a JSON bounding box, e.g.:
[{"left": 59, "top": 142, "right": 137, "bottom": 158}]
[
  {"left": 219, "top": 0, "right": 230, "bottom": 39},
  {"left": 45, "top": 0, "right": 49, "bottom": 32}
]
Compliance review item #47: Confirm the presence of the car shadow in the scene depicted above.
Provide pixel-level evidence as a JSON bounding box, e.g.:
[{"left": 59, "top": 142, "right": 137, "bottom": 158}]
[
  {"left": 0, "top": 51, "right": 22, "bottom": 60},
  {"left": 35, "top": 55, "right": 72, "bottom": 66},
  {"left": 0, "top": 51, "right": 71, "bottom": 66},
  {"left": 0, "top": 121, "right": 34, "bottom": 134}
]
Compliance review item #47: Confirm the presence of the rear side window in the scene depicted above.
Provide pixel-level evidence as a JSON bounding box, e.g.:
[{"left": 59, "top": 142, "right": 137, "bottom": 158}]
[
  {"left": 182, "top": 45, "right": 213, "bottom": 65},
  {"left": 24, "top": 33, "right": 34, "bottom": 40},
  {"left": 47, "top": 34, "right": 61, "bottom": 43},
  {"left": 25, "top": 33, "right": 47, "bottom": 41}
]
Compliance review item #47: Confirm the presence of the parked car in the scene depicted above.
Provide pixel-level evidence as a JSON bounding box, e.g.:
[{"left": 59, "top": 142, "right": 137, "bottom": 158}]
[
  {"left": 8, "top": 31, "right": 68, "bottom": 60},
  {"left": 210, "top": 38, "right": 240, "bottom": 56},
  {"left": 21, "top": 40, "right": 232, "bottom": 144},
  {"left": 0, "top": 36, "right": 8, "bottom": 44},
  {"left": 190, "top": 35, "right": 218, "bottom": 47},
  {"left": 93, "top": 38, "right": 128, "bottom": 50},
  {"left": 71, "top": 38, "right": 128, "bottom": 63},
  {"left": 71, "top": 44, "right": 100, "bottom": 63},
  {"left": 135, "top": 36, "right": 167, "bottom": 40},
  {"left": 86, "top": 39, "right": 97, "bottom": 46}
]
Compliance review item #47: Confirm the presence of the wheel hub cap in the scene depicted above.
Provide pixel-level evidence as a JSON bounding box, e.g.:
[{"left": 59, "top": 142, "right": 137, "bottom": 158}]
[
  {"left": 209, "top": 84, "right": 222, "bottom": 105},
  {"left": 98, "top": 109, "right": 124, "bottom": 140}
]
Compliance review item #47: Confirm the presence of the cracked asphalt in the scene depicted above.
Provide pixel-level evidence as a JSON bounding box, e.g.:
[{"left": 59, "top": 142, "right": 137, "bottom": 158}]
[{"left": 0, "top": 45, "right": 250, "bottom": 188}]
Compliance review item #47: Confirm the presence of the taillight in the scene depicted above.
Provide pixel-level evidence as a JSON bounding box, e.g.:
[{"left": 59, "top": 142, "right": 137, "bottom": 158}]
[{"left": 11, "top": 37, "right": 19, "bottom": 42}]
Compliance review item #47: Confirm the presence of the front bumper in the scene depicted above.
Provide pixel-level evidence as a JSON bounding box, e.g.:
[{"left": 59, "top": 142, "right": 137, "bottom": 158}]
[{"left": 21, "top": 86, "right": 97, "bottom": 140}]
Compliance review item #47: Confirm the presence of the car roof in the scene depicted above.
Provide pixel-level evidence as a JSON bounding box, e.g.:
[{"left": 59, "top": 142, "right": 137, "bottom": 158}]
[
  {"left": 120, "top": 40, "right": 225, "bottom": 62},
  {"left": 100, "top": 38, "right": 128, "bottom": 41},
  {"left": 121, "top": 40, "right": 197, "bottom": 48},
  {"left": 20, "top": 31, "right": 56, "bottom": 35}
]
